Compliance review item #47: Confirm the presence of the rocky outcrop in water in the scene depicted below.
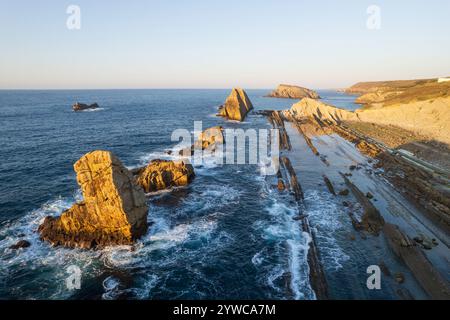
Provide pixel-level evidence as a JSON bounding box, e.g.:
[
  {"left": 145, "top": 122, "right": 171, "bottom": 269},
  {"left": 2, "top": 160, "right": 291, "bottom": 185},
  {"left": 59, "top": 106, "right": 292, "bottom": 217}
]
[
  {"left": 9, "top": 240, "right": 31, "bottom": 250},
  {"left": 72, "top": 102, "right": 99, "bottom": 111},
  {"left": 135, "top": 160, "right": 195, "bottom": 193},
  {"left": 179, "top": 126, "right": 224, "bottom": 157},
  {"left": 267, "top": 84, "right": 320, "bottom": 99},
  {"left": 217, "top": 88, "right": 253, "bottom": 121},
  {"left": 38, "top": 150, "right": 148, "bottom": 249}
]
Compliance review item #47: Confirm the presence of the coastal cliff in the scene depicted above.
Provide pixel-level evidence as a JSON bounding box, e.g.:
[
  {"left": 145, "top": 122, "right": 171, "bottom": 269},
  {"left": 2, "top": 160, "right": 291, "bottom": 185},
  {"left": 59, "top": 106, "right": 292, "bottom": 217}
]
[
  {"left": 287, "top": 97, "right": 450, "bottom": 145},
  {"left": 345, "top": 77, "right": 450, "bottom": 109},
  {"left": 268, "top": 84, "right": 320, "bottom": 99},
  {"left": 38, "top": 150, "right": 148, "bottom": 249},
  {"left": 217, "top": 88, "right": 253, "bottom": 121}
]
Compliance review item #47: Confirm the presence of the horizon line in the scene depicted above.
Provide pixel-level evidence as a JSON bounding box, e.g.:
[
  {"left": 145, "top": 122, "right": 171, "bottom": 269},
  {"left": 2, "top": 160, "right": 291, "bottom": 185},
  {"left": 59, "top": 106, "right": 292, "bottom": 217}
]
[{"left": 0, "top": 87, "right": 344, "bottom": 91}]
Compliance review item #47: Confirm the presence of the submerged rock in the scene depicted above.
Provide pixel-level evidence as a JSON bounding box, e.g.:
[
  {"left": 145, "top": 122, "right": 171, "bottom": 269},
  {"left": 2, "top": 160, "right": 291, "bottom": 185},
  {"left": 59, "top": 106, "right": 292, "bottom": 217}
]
[
  {"left": 39, "top": 150, "right": 148, "bottom": 249},
  {"left": 9, "top": 240, "right": 31, "bottom": 250},
  {"left": 72, "top": 102, "right": 99, "bottom": 111},
  {"left": 217, "top": 88, "right": 253, "bottom": 121},
  {"left": 267, "top": 84, "right": 320, "bottom": 99},
  {"left": 135, "top": 159, "right": 195, "bottom": 193}
]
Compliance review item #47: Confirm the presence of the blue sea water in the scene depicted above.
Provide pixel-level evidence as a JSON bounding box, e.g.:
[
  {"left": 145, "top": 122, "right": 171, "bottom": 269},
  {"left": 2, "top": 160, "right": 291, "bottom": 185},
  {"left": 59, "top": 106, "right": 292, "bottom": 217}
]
[
  {"left": 0, "top": 89, "right": 361, "bottom": 299},
  {"left": 317, "top": 90, "right": 360, "bottom": 111}
]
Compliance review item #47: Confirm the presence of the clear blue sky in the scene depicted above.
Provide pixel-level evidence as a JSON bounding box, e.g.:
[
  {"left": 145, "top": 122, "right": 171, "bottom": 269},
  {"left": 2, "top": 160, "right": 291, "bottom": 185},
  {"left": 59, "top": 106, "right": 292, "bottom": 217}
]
[{"left": 1, "top": 0, "right": 449, "bottom": 89}]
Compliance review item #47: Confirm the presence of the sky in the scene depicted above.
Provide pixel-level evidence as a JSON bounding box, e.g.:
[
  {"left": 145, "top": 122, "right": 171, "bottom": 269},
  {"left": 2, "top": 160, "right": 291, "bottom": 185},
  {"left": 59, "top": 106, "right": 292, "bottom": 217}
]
[{"left": 0, "top": 0, "right": 449, "bottom": 89}]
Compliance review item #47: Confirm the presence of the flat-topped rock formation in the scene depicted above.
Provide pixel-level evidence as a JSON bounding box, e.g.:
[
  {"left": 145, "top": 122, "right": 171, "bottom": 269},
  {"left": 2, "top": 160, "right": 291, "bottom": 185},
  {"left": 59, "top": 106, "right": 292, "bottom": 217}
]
[
  {"left": 267, "top": 84, "right": 320, "bottom": 99},
  {"left": 345, "top": 78, "right": 437, "bottom": 94},
  {"left": 217, "top": 88, "right": 253, "bottom": 121},
  {"left": 135, "top": 159, "right": 195, "bottom": 193},
  {"left": 39, "top": 150, "right": 148, "bottom": 249},
  {"left": 287, "top": 97, "right": 450, "bottom": 145},
  {"left": 72, "top": 102, "right": 99, "bottom": 111}
]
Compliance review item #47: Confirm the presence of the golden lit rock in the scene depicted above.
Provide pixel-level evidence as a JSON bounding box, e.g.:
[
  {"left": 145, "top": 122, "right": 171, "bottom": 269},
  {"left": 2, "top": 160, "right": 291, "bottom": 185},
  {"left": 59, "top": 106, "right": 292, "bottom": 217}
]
[{"left": 39, "top": 150, "right": 148, "bottom": 249}]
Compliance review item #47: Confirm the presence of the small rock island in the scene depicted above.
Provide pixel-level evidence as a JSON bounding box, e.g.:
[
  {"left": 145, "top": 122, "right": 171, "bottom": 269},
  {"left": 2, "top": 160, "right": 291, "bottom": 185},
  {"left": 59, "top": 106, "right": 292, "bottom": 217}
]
[
  {"left": 134, "top": 159, "right": 195, "bottom": 193},
  {"left": 267, "top": 84, "right": 320, "bottom": 99},
  {"left": 72, "top": 102, "right": 99, "bottom": 111}
]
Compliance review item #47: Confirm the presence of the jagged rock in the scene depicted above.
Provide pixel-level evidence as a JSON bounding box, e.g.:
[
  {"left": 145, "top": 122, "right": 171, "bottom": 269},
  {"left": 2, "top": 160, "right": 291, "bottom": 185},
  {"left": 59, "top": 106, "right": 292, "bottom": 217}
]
[
  {"left": 267, "top": 84, "right": 320, "bottom": 99},
  {"left": 394, "top": 272, "right": 405, "bottom": 284},
  {"left": 293, "top": 214, "right": 308, "bottom": 221},
  {"left": 277, "top": 179, "right": 286, "bottom": 191},
  {"left": 413, "top": 235, "right": 424, "bottom": 243},
  {"left": 179, "top": 126, "right": 224, "bottom": 157},
  {"left": 9, "top": 240, "right": 31, "bottom": 250},
  {"left": 217, "top": 88, "right": 253, "bottom": 121},
  {"left": 39, "top": 151, "right": 148, "bottom": 249},
  {"left": 323, "top": 175, "right": 336, "bottom": 195},
  {"left": 135, "top": 159, "right": 195, "bottom": 193},
  {"left": 72, "top": 102, "right": 99, "bottom": 111},
  {"left": 196, "top": 126, "right": 224, "bottom": 149}
]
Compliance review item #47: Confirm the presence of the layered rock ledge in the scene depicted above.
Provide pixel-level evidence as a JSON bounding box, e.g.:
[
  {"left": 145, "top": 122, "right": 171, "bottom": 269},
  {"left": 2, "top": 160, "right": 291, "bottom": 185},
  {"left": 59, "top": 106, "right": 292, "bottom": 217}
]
[
  {"left": 217, "top": 88, "right": 253, "bottom": 121},
  {"left": 39, "top": 150, "right": 148, "bottom": 249},
  {"left": 267, "top": 84, "right": 320, "bottom": 99}
]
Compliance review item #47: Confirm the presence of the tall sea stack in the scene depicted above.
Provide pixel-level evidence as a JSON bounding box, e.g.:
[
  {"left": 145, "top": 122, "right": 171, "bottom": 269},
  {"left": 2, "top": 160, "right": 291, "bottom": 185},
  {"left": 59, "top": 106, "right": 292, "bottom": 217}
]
[
  {"left": 217, "top": 88, "right": 253, "bottom": 121},
  {"left": 39, "top": 150, "right": 148, "bottom": 249}
]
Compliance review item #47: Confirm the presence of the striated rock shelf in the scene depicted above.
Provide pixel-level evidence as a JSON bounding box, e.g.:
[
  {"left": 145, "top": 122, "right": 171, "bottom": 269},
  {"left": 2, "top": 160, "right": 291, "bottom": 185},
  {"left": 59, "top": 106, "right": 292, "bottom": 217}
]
[
  {"left": 39, "top": 150, "right": 148, "bottom": 249},
  {"left": 267, "top": 84, "right": 320, "bottom": 99},
  {"left": 384, "top": 223, "right": 450, "bottom": 300},
  {"left": 217, "top": 88, "right": 253, "bottom": 121}
]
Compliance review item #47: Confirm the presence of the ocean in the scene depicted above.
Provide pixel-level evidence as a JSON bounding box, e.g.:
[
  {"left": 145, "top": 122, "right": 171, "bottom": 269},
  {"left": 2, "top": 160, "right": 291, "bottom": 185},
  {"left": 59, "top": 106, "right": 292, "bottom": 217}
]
[{"left": 0, "top": 89, "right": 384, "bottom": 300}]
